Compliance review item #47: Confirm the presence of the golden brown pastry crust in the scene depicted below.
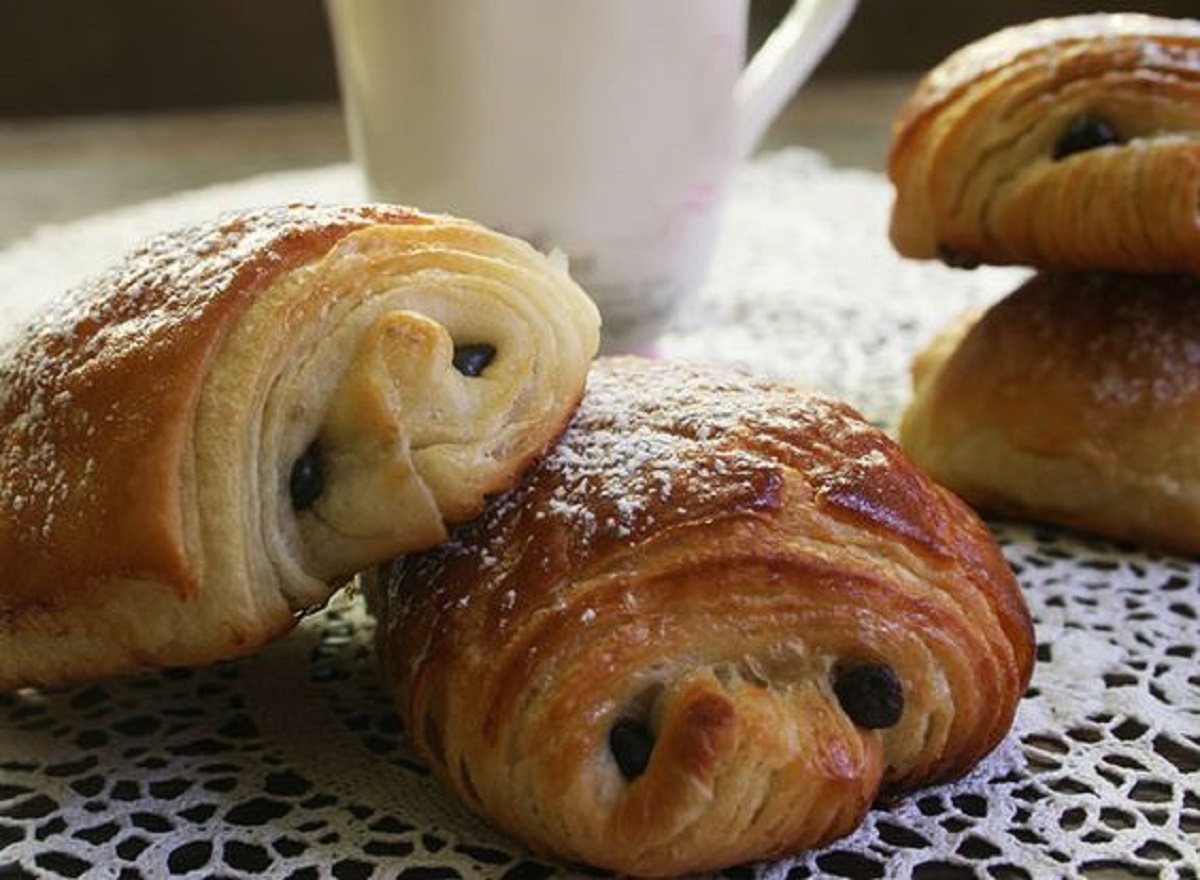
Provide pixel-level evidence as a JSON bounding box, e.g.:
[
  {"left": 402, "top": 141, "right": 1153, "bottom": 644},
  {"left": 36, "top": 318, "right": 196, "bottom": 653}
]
[
  {"left": 373, "top": 357, "right": 1034, "bottom": 877},
  {"left": 901, "top": 270, "right": 1200, "bottom": 555},
  {"left": 0, "top": 204, "right": 600, "bottom": 689},
  {"left": 888, "top": 14, "right": 1200, "bottom": 273}
]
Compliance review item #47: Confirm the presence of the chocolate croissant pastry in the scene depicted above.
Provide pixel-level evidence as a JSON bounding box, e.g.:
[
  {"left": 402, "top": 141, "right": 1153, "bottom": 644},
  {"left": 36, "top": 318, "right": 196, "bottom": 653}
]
[
  {"left": 0, "top": 204, "right": 600, "bottom": 689},
  {"left": 901, "top": 270, "right": 1200, "bottom": 555},
  {"left": 888, "top": 13, "right": 1200, "bottom": 273},
  {"left": 373, "top": 357, "right": 1034, "bottom": 877}
]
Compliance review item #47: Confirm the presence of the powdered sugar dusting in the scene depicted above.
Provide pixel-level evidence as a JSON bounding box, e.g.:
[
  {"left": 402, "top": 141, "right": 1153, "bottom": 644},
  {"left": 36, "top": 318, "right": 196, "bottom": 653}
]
[
  {"left": 964, "top": 271, "right": 1200, "bottom": 415},
  {"left": 9, "top": 202, "right": 420, "bottom": 358},
  {"left": 484, "top": 360, "right": 786, "bottom": 549},
  {"left": 392, "top": 356, "right": 928, "bottom": 635},
  {"left": 0, "top": 203, "right": 422, "bottom": 576}
]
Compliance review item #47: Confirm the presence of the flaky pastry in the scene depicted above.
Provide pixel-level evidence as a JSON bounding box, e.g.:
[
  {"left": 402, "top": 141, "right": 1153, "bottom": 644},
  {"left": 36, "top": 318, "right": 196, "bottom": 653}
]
[
  {"left": 901, "top": 270, "right": 1200, "bottom": 555},
  {"left": 372, "top": 357, "right": 1034, "bottom": 877},
  {"left": 889, "top": 14, "right": 1200, "bottom": 273},
  {"left": 0, "top": 204, "right": 600, "bottom": 689}
]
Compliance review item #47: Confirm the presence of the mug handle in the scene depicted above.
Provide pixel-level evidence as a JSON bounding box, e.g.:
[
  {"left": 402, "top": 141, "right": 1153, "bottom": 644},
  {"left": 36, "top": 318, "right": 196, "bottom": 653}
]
[{"left": 733, "top": 0, "right": 858, "bottom": 158}]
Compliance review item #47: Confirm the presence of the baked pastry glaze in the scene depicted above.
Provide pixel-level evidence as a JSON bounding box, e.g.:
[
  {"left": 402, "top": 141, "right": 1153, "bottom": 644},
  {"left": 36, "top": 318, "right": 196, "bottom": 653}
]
[
  {"left": 901, "top": 270, "right": 1200, "bottom": 556},
  {"left": 373, "top": 357, "right": 1034, "bottom": 877},
  {"left": 0, "top": 204, "right": 600, "bottom": 689},
  {"left": 888, "top": 14, "right": 1200, "bottom": 273}
]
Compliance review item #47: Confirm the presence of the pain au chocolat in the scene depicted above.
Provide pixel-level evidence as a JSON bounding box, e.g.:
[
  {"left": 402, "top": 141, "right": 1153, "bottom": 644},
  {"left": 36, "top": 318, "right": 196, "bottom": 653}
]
[
  {"left": 901, "top": 270, "right": 1200, "bottom": 556},
  {"left": 888, "top": 14, "right": 1200, "bottom": 273},
  {"left": 0, "top": 204, "right": 600, "bottom": 689},
  {"left": 372, "top": 357, "right": 1034, "bottom": 877}
]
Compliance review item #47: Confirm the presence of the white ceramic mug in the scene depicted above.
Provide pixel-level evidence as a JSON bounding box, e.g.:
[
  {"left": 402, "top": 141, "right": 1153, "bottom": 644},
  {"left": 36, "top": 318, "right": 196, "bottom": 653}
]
[{"left": 327, "top": 0, "right": 857, "bottom": 353}]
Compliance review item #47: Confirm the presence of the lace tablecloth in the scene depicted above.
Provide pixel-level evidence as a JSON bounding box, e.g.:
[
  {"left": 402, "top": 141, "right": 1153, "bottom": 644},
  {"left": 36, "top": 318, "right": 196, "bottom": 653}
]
[{"left": 1, "top": 152, "right": 1197, "bottom": 879}]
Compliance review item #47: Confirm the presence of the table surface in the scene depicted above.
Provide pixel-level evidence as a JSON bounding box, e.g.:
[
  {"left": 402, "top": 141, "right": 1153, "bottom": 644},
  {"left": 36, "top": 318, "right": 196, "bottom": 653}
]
[{"left": 0, "top": 76, "right": 913, "bottom": 251}]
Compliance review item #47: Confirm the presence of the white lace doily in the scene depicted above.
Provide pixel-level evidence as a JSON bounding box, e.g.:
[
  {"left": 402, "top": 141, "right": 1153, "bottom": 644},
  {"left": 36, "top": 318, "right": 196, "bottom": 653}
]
[{"left": 1, "top": 152, "right": 1197, "bottom": 880}]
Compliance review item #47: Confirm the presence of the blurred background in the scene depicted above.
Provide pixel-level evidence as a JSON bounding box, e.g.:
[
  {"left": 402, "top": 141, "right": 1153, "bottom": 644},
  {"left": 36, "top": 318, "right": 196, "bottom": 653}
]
[
  {"left": 3, "top": 0, "right": 1195, "bottom": 117},
  {"left": 0, "top": 0, "right": 1194, "bottom": 245}
]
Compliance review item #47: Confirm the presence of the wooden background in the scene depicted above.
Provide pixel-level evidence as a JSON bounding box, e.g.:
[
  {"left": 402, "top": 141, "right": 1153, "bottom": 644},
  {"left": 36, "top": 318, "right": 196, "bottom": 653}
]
[{"left": 2, "top": 0, "right": 1196, "bottom": 117}]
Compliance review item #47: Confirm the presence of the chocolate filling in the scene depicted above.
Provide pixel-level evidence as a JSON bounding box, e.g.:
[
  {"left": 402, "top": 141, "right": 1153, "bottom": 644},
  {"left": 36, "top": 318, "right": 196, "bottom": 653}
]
[
  {"left": 936, "top": 243, "right": 981, "bottom": 270},
  {"left": 833, "top": 663, "right": 904, "bottom": 729},
  {"left": 452, "top": 343, "right": 497, "bottom": 377},
  {"left": 1053, "top": 114, "right": 1121, "bottom": 161},
  {"left": 289, "top": 442, "right": 324, "bottom": 511},
  {"left": 609, "top": 719, "right": 655, "bottom": 780}
]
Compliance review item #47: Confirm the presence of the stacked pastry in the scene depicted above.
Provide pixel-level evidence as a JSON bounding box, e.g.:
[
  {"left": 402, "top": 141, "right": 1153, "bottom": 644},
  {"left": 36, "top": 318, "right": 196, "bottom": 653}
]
[
  {"left": 889, "top": 13, "right": 1200, "bottom": 555},
  {"left": 0, "top": 204, "right": 601, "bottom": 689},
  {"left": 372, "top": 357, "right": 1035, "bottom": 876},
  {"left": 0, "top": 206, "right": 1035, "bottom": 874}
]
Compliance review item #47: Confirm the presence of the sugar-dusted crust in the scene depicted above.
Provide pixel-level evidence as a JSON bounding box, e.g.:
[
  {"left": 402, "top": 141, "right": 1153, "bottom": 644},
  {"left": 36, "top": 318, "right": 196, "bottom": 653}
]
[
  {"left": 901, "top": 270, "right": 1200, "bottom": 555},
  {"left": 0, "top": 204, "right": 600, "bottom": 689},
  {"left": 888, "top": 13, "right": 1200, "bottom": 273},
  {"left": 373, "top": 357, "right": 1034, "bottom": 877}
]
